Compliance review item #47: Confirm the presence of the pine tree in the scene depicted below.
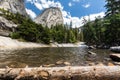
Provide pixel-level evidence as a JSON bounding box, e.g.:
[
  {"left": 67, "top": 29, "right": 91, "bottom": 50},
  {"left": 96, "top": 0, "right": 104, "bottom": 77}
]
[
  {"left": 104, "top": 0, "right": 120, "bottom": 45},
  {"left": 105, "top": 0, "right": 120, "bottom": 17}
]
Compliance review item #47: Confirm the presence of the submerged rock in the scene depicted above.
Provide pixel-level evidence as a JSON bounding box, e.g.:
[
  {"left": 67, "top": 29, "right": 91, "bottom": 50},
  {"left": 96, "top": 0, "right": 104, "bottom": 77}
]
[
  {"left": 88, "top": 62, "right": 95, "bottom": 66},
  {"left": 64, "top": 62, "right": 71, "bottom": 66},
  {"left": 88, "top": 46, "right": 96, "bottom": 49},
  {"left": 56, "top": 61, "right": 71, "bottom": 66},
  {"left": 96, "top": 44, "right": 110, "bottom": 49},
  {"left": 56, "top": 60, "right": 64, "bottom": 65},
  {"left": 43, "top": 64, "right": 55, "bottom": 67},
  {"left": 87, "top": 51, "right": 96, "bottom": 56},
  {"left": 104, "top": 58, "right": 111, "bottom": 61}
]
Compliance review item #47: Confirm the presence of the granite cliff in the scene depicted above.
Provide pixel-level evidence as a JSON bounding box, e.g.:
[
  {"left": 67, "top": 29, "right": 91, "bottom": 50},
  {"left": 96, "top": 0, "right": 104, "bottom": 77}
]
[
  {"left": 0, "top": 0, "right": 28, "bottom": 36},
  {"left": 0, "top": 0, "right": 28, "bottom": 16},
  {"left": 34, "top": 7, "right": 63, "bottom": 28},
  {"left": 0, "top": 1, "right": 64, "bottom": 36},
  {"left": 0, "top": 16, "right": 17, "bottom": 36}
]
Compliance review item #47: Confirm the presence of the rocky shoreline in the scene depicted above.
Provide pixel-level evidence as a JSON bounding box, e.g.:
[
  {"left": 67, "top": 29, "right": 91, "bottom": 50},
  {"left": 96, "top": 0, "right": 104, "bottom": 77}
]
[{"left": 0, "top": 36, "right": 85, "bottom": 50}]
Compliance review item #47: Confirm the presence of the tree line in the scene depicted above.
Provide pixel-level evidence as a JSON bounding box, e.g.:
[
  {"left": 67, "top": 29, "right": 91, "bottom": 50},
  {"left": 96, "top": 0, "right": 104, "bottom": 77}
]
[
  {"left": 82, "top": 0, "right": 120, "bottom": 47},
  {"left": 1, "top": 0, "right": 119, "bottom": 46},
  {"left": 0, "top": 8, "right": 83, "bottom": 44}
]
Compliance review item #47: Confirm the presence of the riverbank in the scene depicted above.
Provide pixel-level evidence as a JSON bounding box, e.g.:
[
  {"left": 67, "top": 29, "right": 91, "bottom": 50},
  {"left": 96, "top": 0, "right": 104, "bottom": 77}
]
[{"left": 0, "top": 36, "right": 85, "bottom": 50}]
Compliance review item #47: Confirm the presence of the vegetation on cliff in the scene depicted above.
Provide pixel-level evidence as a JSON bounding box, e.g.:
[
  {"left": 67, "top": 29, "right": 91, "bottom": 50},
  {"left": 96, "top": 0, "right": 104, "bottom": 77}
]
[
  {"left": 0, "top": 8, "right": 83, "bottom": 44},
  {"left": 82, "top": 0, "right": 120, "bottom": 47}
]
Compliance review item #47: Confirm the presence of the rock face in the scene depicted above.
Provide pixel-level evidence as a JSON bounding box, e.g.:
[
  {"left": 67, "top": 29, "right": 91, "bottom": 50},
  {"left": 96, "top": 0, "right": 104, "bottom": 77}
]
[
  {"left": 0, "top": 0, "right": 28, "bottom": 16},
  {"left": 0, "top": 16, "right": 17, "bottom": 30},
  {"left": 34, "top": 7, "right": 63, "bottom": 28},
  {"left": 0, "top": 0, "right": 27, "bottom": 36},
  {"left": 0, "top": 16, "right": 18, "bottom": 36}
]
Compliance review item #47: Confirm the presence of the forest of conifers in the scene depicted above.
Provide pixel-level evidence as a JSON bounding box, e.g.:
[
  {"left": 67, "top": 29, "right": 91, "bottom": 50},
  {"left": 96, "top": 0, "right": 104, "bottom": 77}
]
[
  {"left": 0, "top": 0, "right": 119, "bottom": 46},
  {"left": 82, "top": 0, "right": 120, "bottom": 46}
]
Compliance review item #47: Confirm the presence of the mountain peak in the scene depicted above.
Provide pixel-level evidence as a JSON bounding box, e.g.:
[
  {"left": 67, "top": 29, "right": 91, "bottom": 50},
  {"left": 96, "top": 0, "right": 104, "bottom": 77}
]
[{"left": 34, "top": 7, "right": 63, "bottom": 28}]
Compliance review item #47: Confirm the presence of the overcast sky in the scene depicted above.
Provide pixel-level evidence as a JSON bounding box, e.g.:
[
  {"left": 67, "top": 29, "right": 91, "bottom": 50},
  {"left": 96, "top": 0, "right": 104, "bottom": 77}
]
[{"left": 25, "top": 0, "right": 106, "bottom": 27}]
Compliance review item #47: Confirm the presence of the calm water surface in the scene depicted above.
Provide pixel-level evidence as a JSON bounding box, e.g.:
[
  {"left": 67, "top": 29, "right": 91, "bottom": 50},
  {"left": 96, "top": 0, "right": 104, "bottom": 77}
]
[{"left": 0, "top": 47, "right": 112, "bottom": 68}]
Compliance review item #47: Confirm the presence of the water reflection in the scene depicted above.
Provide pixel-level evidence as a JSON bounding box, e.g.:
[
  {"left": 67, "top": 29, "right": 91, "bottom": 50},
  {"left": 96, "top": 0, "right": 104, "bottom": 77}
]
[{"left": 0, "top": 47, "right": 111, "bottom": 68}]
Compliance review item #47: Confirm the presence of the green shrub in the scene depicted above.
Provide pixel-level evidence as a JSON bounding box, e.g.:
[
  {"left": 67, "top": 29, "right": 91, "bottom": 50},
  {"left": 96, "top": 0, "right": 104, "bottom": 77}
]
[{"left": 10, "top": 32, "right": 20, "bottom": 39}]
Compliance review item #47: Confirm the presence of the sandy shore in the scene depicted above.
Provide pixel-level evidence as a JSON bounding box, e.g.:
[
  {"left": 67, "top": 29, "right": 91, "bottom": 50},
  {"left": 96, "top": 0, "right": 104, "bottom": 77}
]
[{"left": 0, "top": 36, "right": 86, "bottom": 50}]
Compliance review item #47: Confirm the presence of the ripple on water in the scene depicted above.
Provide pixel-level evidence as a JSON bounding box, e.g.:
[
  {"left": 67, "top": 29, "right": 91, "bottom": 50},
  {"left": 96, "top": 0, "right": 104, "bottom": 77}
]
[{"left": 0, "top": 47, "right": 112, "bottom": 68}]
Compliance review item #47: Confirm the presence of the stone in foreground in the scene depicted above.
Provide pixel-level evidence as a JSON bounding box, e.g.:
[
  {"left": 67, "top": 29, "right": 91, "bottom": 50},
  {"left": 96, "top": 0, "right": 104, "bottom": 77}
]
[{"left": 34, "top": 7, "right": 63, "bottom": 28}]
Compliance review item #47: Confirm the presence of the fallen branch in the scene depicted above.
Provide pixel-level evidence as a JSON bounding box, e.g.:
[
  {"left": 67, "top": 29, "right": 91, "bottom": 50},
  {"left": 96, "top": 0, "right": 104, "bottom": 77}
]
[{"left": 0, "top": 66, "right": 120, "bottom": 80}]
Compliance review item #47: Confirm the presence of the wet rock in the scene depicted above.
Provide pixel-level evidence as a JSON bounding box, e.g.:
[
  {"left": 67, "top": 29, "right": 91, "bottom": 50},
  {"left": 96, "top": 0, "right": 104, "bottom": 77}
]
[
  {"left": 56, "top": 60, "right": 64, "bottom": 65},
  {"left": 88, "top": 63, "right": 95, "bottom": 66},
  {"left": 88, "top": 51, "right": 96, "bottom": 56},
  {"left": 88, "top": 46, "right": 96, "bottom": 49},
  {"left": 110, "top": 54, "right": 120, "bottom": 62},
  {"left": 85, "top": 51, "right": 97, "bottom": 61},
  {"left": 110, "top": 46, "right": 120, "bottom": 53},
  {"left": 104, "top": 58, "right": 111, "bottom": 61},
  {"left": 96, "top": 44, "right": 110, "bottom": 49},
  {"left": 43, "top": 64, "right": 55, "bottom": 67},
  {"left": 8, "top": 62, "right": 27, "bottom": 68},
  {"left": 64, "top": 62, "right": 71, "bottom": 66}
]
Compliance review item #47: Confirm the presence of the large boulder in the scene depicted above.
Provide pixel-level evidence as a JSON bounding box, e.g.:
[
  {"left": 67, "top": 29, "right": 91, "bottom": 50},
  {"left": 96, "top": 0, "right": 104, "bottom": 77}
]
[
  {"left": 34, "top": 7, "right": 63, "bottom": 28},
  {"left": 0, "top": 0, "right": 28, "bottom": 17},
  {"left": 110, "top": 54, "right": 120, "bottom": 62},
  {"left": 110, "top": 46, "right": 120, "bottom": 53}
]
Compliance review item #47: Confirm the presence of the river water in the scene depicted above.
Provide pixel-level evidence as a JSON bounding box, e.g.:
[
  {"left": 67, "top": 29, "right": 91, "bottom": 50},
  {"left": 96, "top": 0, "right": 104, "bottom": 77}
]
[{"left": 0, "top": 47, "right": 113, "bottom": 68}]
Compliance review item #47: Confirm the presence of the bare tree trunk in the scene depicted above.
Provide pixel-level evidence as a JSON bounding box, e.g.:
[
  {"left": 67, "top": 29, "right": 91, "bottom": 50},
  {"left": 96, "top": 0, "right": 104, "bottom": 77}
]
[{"left": 0, "top": 66, "right": 120, "bottom": 80}]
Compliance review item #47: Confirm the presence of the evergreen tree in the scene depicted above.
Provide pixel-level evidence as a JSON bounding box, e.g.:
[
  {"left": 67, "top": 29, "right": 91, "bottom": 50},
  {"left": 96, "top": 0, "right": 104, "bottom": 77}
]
[
  {"left": 105, "top": 0, "right": 120, "bottom": 17},
  {"left": 82, "top": 0, "right": 120, "bottom": 46},
  {"left": 1, "top": 9, "right": 81, "bottom": 44},
  {"left": 105, "top": 0, "right": 120, "bottom": 45}
]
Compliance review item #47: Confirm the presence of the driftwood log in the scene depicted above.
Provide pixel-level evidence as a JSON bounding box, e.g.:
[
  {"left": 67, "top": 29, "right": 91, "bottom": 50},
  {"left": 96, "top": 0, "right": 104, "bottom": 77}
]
[{"left": 0, "top": 66, "right": 120, "bottom": 80}]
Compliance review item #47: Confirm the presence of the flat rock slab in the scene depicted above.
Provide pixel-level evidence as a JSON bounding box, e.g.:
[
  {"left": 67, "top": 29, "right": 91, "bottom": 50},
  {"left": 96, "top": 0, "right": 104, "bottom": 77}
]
[{"left": 110, "top": 54, "right": 120, "bottom": 62}]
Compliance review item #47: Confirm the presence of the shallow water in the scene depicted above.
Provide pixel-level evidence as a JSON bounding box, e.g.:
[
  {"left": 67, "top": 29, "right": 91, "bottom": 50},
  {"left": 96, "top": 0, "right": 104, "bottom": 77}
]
[{"left": 0, "top": 47, "right": 112, "bottom": 68}]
